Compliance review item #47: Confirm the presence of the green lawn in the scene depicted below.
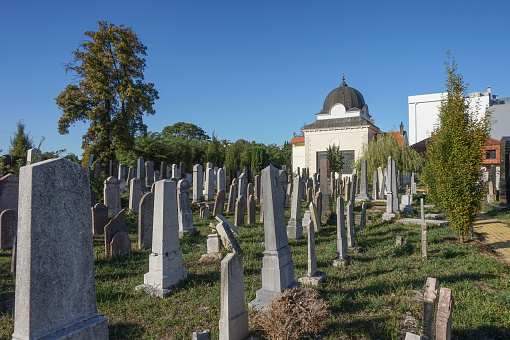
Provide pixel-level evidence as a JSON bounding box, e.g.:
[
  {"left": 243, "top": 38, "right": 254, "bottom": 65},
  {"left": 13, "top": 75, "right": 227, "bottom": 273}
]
[{"left": 1, "top": 200, "right": 510, "bottom": 339}]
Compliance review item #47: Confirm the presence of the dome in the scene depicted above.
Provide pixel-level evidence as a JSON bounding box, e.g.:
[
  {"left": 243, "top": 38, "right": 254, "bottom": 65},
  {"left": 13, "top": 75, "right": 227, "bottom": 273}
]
[{"left": 322, "top": 76, "right": 366, "bottom": 113}]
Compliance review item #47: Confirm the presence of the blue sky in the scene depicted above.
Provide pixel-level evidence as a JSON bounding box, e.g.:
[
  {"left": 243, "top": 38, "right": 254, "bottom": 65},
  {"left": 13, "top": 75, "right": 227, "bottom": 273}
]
[{"left": 1, "top": 0, "right": 509, "bottom": 157}]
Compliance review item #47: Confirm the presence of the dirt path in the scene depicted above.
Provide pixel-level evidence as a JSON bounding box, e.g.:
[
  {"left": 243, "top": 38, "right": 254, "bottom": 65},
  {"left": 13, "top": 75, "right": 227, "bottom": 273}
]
[{"left": 473, "top": 213, "right": 510, "bottom": 264}]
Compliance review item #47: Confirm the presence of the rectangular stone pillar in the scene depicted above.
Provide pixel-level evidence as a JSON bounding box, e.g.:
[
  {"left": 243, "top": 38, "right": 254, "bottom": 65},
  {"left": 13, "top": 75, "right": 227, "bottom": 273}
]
[
  {"left": 193, "top": 164, "right": 203, "bottom": 202},
  {"left": 287, "top": 175, "right": 303, "bottom": 240},
  {"left": 333, "top": 196, "right": 350, "bottom": 266},
  {"left": 357, "top": 159, "right": 370, "bottom": 200},
  {"left": 13, "top": 158, "right": 108, "bottom": 340},
  {"left": 129, "top": 177, "right": 142, "bottom": 214},
  {"left": 435, "top": 287, "right": 453, "bottom": 340}
]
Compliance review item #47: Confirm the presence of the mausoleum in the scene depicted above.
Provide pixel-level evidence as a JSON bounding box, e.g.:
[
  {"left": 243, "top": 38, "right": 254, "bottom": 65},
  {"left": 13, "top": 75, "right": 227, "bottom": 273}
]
[{"left": 291, "top": 76, "right": 380, "bottom": 175}]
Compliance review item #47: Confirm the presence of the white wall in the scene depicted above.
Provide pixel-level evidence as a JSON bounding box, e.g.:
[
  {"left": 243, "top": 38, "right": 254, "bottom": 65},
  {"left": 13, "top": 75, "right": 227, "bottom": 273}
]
[{"left": 291, "top": 143, "right": 306, "bottom": 175}]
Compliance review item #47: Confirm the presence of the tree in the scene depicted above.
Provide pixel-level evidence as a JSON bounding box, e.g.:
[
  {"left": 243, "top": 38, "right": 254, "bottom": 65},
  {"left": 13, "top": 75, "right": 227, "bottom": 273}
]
[
  {"left": 162, "top": 122, "right": 210, "bottom": 141},
  {"left": 9, "top": 120, "right": 33, "bottom": 157},
  {"left": 326, "top": 144, "right": 344, "bottom": 174},
  {"left": 205, "top": 132, "right": 225, "bottom": 167},
  {"left": 55, "top": 21, "right": 159, "bottom": 161},
  {"left": 251, "top": 145, "right": 267, "bottom": 175},
  {"left": 422, "top": 54, "right": 491, "bottom": 242}
]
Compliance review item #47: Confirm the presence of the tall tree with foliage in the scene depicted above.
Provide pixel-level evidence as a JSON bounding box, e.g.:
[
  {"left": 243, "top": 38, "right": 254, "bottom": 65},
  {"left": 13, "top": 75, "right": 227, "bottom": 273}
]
[
  {"left": 422, "top": 54, "right": 491, "bottom": 242},
  {"left": 251, "top": 145, "right": 267, "bottom": 175},
  {"left": 55, "top": 21, "right": 159, "bottom": 161},
  {"left": 162, "top": 122, "right": 210, "bottom": 141},
  {"left": 326, "top": 144, "right": 344, "bottom": 174},
  {"left": 8, "top": 120, "right": 34, "bottom": 157},
  {"left": 205, "top": 132, "right": 225, "bottom": 167}
]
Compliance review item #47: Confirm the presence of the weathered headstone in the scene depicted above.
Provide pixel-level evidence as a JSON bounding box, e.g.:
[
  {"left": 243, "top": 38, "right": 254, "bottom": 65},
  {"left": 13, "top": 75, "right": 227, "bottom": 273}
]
[
  {"left": 201, "top": 233, "right": 222, "bottom": 260},
  {"left": 360, "top": 202, "right": 367, "bottom": 231},
  {"left": 127, "top": 166, "right": 136, "bottom": 187},
  {"left": 205, "top": 166, "right": 215, "bottom": 200},
  {"left": 200, "top": 205, "right": 210, "bottom": 218},
  {"left": 372, "top": 170, "right": 379, "bottom": 200},
  {"left": 110, "top": 230, "right": 131, "bottom": 257},
  {"left": 12, "top": 158, "right": 108, "bottom": 339},
  {"left": 118, "top": 164, "right": 127, "bottom": 190},
  {"left": 160, "top": 161, "right": 168, "bottom": 179},
  {"left": 91, "top": 202, "right": 108, "bottom": 235},
  {"left": 0, "top": 209, "right": 17, "bottom": 250},
  {"left": 423, "top": 277, "right": 439, "bottom": 339},
  {"left": 346, "top": 201, "right": 355, "bottom": 248},
  {"left": 234, "top": 196, "right": 245, "bottom": 227},
  {"left": 145, "top": 161, "right": 154, "bottom": 187},
  {"left": 332, "top": 196, "right": 350, "bottom": 266},
  {"left": 421, "top": 198, "right": 428, "bottom": 260},
  {"left": 309, "top": 201, "right": 321, "bottom": 233},
  {"left": 138, "top": 191, "right": 154, "bottom": 249},
  {"left": 254, "top": 174, "right": 261, "bottom": 200},
  {"left": 137, "top": 158, "right": 145, "bottom": 185},
  {"left": 104, "top": 176, "right": 121, "bottom": 216},
  {"left": 249, "top": 165, "right": 299, "bottom": 310},
  {"left": 227, "top": 179, "right": 238, "bottom": 213},
  {"left": 193, "top": 329, "right": 211, "bottom": 340},
  {"left": 411, "top": 172, "right": 417, "bottom": 194},
  {"left": 215, "top": 221, "right": 242, "bottom": 255},
  {"left": 177, "top": 179, "right": 196, "bottom": 237},
  {"left": 217, "top": 167, "right": 226, "bottom": 191},
  {"left": 193, "top": 164, "right": 203, "bottom": 202},
  {"left": 213, "top": 189, "right": 226, "bottom": 216},
  {"left": 298, "top": 216, "right": 326, "bottom": 285},
  {"left": 435, "top": 288, "right": 453, "bottom": 340},
  {"left": 218, "top": 253, "right": 249, "bottom": 340},
  {"left": 400, "top": 194, "right": 414, "bottom": 214},
  {"left": 172, "top": 163, "right": 180, "bottom": 180},
  {"left": 247, "top": 194, "right": 256, "bottom": 225},
  {"left": 26, "top": 148, "right": 41, "bottom": 164},
  {"left": 0, "top": 173, "right": 19, "bottom": 213},
  {"left": 357, "top": 159, "right": 370, "bottom": 200},
  {"left": 136, "top": 180, "right": 187, "bottom": 297},
  {"left": 238, "top": 173, "right": 247, "bottom": 204},
  {"left": 287, "top": 175, "right": 303, "bottom": 240},
  {"left": 104, "top": 209, "right": 127, "bottom": 255},
  {"left": 129, "top": 177, "right": 142, "bottom": 214}
]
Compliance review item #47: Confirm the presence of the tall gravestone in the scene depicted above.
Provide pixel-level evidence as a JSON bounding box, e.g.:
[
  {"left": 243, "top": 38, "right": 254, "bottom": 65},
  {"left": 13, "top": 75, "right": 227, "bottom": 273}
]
[
  {"left": 249, "top": 165, "right": 299, "bottom": 310},
  {"left": 26, "top": 148, "right": 41, "bottom": 164},
  {"left": 160, "top": 161, "right": 168, "bottom": 179},
  {"left": 138, "top": 190, "right": 154, "bottom": 249},
  {"left": 238, "top": 173, "right": 247, "bottom": 203},
  {"left": 118, "top": 164, "right": 127, "bottom": 190},
  {"left": 213, "top": 189, "right": 226, "bottom": 216},
  {"left": 0, "top": 173, "right": 19, "bottom": 213},
  {"left": 127, "top": 166, "right": 136, "bottom": 187},
  {"left": 177, "top": 179, "right": 196, "bottom": 237},
  {"left": 104, "top": 176, "right": 121, "bottom": 216},
  {"left": 91, "top": 203, "right": 108, "bottom": 235},
  {"left": 193, "top": 164, "right": 203, "bottom": 202},
  {"left": 0, "top": 209, "right": 17, "bottom": 250},
  {"left": 298, "top": 215, "right": 326, "bottom": 285},
  {"left": 287, "top": 175, "right": 303, "bottom": 240},
  {"left": 254, "top": 174, "right": 261, "bottom": 200},
  {"left": 137, "top": 158, "right": 145, "bottom": 186},
  {"left": 346, "top": 201, "right": 355, "bottom": 248},
  {"left": 13, "top": 158, "right": 108, "bottom": 339},
  {"left": 145, "top": 161, "right": 154, "bottom": 187},
  {"left": 205, "top": 166, "right": 214, "bottom": 200},
  {"left": 136, "top": 180, "right": 187, "bottom": 297},
  {"left": 357, "top": 159, "right": 370, "bottom": 200},
  {"left": 391, "top": 158, "right": 399, "bottom": 211},
  {"left": 172, "top": 163, "right": 179, "bottom": 180},
  {"left": 372, "top": 170, "right": 379, "bottom": 200},
  {"left": 218, "top": 253, "right": 249, "bottom": 340},
  {"left": 247, "top": 194, "right": 256, "bottom": 225},
  {"left": 217, "top": 167, "right": 226, "bottom": 191},
  {"left": 378, "top": 167, "right": 385, "bottom": 198},
  {"left": 332, "top": 196, "right": 350, "bottom": 266},
  {"left": 234, "top": 196, "right": 245, "bottom": 227},
  {"left": 227, "top": 179, "right": 238, "bottom": 213},
  {"left": 129, "top": 178, "right": 142, "bottom": 214}
]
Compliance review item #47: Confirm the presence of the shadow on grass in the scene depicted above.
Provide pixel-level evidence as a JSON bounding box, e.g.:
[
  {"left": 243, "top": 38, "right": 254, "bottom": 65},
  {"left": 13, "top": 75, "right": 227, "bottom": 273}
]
[
  {"left": 454, "top": 326, "right": 510, "bottom": 340},
  {"left": 0, "top": 284, "right": 15, "bottom": 315},
  {"left": 324, "top": 316, "right": 391, "bottom": 339},
  {"left": 109, "top": 322, "right": 145, "bottom": 340}
]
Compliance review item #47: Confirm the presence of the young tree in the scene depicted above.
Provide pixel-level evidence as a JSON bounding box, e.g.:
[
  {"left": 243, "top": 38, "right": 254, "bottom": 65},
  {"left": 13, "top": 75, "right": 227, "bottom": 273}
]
[
  {"left": 9, "top": 120, "right": 34, "bottom": 157},
  {"left": 422, "top": 54, "right": 491, "bottom": 242},
  {"left": 55, "top": 21, "right": 159, "bottom": 161},
  {"left": 205, "top": 132, "right": 225, "bottom": 167},
  {"left": 326, "top": 144, "right": 344, "bottom": 174}
]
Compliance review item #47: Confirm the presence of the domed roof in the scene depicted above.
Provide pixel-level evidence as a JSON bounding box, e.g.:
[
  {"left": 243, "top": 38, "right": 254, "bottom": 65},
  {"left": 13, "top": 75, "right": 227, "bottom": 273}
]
[{"left": 322, "top": 76, "right": 366, "bottom": 113}]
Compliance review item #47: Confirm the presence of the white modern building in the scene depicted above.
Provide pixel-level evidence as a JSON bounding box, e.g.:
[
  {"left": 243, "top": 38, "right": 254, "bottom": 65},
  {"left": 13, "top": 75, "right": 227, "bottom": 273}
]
[{"left": 291, "top": 76, "right": 380, "bottom": 175}]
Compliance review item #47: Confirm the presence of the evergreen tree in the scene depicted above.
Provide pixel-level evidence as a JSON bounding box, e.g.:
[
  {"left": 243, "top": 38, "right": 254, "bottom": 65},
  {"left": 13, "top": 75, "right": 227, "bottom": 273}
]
[
  {"left": 9, "top": 120, "right": 34, "bottom": 157},
  {"left": 422, "top": 54, "right": 491, "bottom": 242},
  {"left": 326, "top": 144, "right": 344, "bottom": 174}
]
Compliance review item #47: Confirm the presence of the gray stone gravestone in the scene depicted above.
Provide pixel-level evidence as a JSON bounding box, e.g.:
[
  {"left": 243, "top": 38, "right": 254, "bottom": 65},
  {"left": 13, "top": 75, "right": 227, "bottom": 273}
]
[
  {"left": 234, "top": 196, "right": 245, "bottom": 227},
  {"left": 205, "top": 166, "right": 214, "bottom": 200},
  {"left": 298, "top": 216, "right": 326, "bottom": 285},
  {"left": 104, "top": 209, "right": 127, "bottom": 255},
  {"left": 435, "top": 288, "right": 453, "bottom": 340},
  {"left": 12, "top": 158, "right": 108, "bottom": 339},
  {"left": 127, "top": 166, "right": 136, "bottom": 187},
  {"left": 332, "top": 196, "right": 350, "bottom": 266},
  {"left": 249, "top": 165, "right": 299, "bottom": 310},
  {"left": 238, "top": 173, "right": 247, "bottom": 204},
  {"left": 254, "top": 174, "right": 261, "bottom": 200},
  {"left": 91, "top": 202, "right": 108, "bottom": 235},
  {"left": 137, "top": 158, "right": 145, "bottom": 185},
  {"left": 145, "top": 161, "right": 154, "bottom": 187},
  {"left": 360, "top": 202, "right": 367, "bottom": 231},
  {"left": 138, "top": 191, "right": 154, "bottom": 250},
  {"left": 227, "top": 179, "right": 238, "bottom": 213},
  {"left": 373, "top": 170, "right": 379, "bottom": 200},
  {"left": 346, "top": 201, "right": 355, "bottom": 248},
  {"left": 357, "top": 159, "right": 370, "bottom": 200},
  {"left": 319, "top": 158, "right": 329, "bottom": 217},
  {"left": 118, "top": 163, "right": 127, "bottom": 190},
  {"left": 104, "top": 176, "right": 121, "bottom": 216},
  {"left": 247, "top": 194, "right": 256, "bottom": 225},
  {"left": 0, "top": 209, "right": 17, "bottom": 250},
  {"left": 160, "top": 161, "right": 168, "bottom": 179},
  {"left": 129, "top": 177, "right": 142, "bottom": 214},
  {"left": 110, "top": 230, "right": 131, "bottom": 257},
  {"left": 0, "top": 173, "right": 19, "bottom": 213},
  {"left": 193, "top": 164, "right": 203, "bottom": 202},
  {"left": 219, "top": 253, "right": 249, "bottom": 340},
  {"left": 213, "top": 189, "right": 226, "bottom": 216},
  {"left": 423, "top": 277, "right": 439, "bottom": 339},
  {"left": 136, "top": 180, "right": 187, "bottom": 297},
  {"left": 177, "top": 179, "right": 196, "bottom": 237},
  {"left": 172, "top": 163, "right": 179, "bottom": 180},
  {"left": 287, "top": 175, "right": 303, "bottom": 240},
  {"left": 217, "top": 167, "right": 226, "bottom": 192},
  {"left": 26, "top": 148, "right": 41, "bottom": 164}
]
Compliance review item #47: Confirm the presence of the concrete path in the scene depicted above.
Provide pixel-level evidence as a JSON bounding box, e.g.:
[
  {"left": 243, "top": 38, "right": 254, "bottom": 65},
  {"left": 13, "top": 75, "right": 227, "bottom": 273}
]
[{"left": 473, "top": 213, "right": 510, "bottom": 263}]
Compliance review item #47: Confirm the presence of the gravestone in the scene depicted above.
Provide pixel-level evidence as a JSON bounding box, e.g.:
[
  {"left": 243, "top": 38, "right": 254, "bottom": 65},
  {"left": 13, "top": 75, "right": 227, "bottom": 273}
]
[
  {"left": 145, "top": 161, "right": 154, "bottom": 187},
  {"left": 332, "top": 196, "right": 350, "bottom": 266},
  {"left": 346, "top": 201, "right": 355, "bottom": 248},
  {"left": 234, "top": 196, "right": 245, "bottom": 227},
  {"left": 166, "top": 164, "right": 172, "bottom": 180},
  {"left": 200, "top": 205, "right": 210, "bottom": 218},
  {"left": 219, "top": 253, "right": 249, "bottom": 340},
  {"left": 357, "top": 159, "right": 370, "bottom": 200},
  {"left": 373, "top": 170, "right": 379, "bottom": 200},
  {"left": 254, "top": 174, "right": 261, "bottom": 200},
  {"left": 319, "top": 158, "right": 329, "bottom": 217},
  {"left": 215, "top": 220, "right": 242, "bottom": 255},
  {"left": 0, "top": 209, "right": 17, "bottom": 250},
  {"left": 201, "top": 233, "right": 222, "bottom": 260},
  {"left": 238, "top": 173, "right": 247, "bottom": 203},
  {"left": 247, "top": 194, "right": 256, "bottom": 225},
  {"left": 215, "top": 214, "right": 239, "bottom": 234},
  {"left": 177, "top": 179, "right": 196, "bottom": 237},
  {"left": 108, "top": 160, "right": 119, "bottom": 178},
  {"left": 136, "top": 180, "right": 187, "bottom": 297},
  {"left": 309, "top": 201, "right": 321, "bottom": 233},
  {"left": 400, "top": 194, "right": 414, "bottom": 214},
  {"left": 287, "top": 175, "right": 303, "bottom": 240},
  {"left": 118, "top": 164, "right": 127, "bottom": 190},
  {"left": 411, "top": 172, "right": 417, "bottom": 194},
  {"left": 91, "top": 203, "right": 108, "bottom": 235},
  {"left": 213, "top": 189, "right": 226, "bottom": 216},
  {"left": 360, "top": 202, "right": 367, "bottom": 231},
  {"left": 421, "top": 198, "right": 428, "bottom": 260},
  {"left": 298, "top": 216, "right": 326, "bottom": 285},
  {"left": 26, "top": 148, "right": 41, "bottom": 164},
  {"left": 435, "top": 288, "right": 453, "bottom": 340},
  {"left": 138, "top": 191, "right": 154, "bottom": 249},
  {"left": 104, "top": 209, "right": 127, "bottom": 255},
  {"left": 127, "top": 166, "right": 136, "bottom": 187},
  {"left": 313, "top": 192, "right": 322, "bottom": 231},
  {"left": 172, "top": 163, "right": 179, "bottom": 180},
  {"left": 227, "top": 179, "right": 238, "bottom": 213},
  {"left": 110, "top": 230, "right": 131, "bottom": 257},
  {"left": 12, "top": 158, "right": 108, "bottom": 339},
  {"left": 247, "top": 182, "right": 254, "bottom": 200},
  {"left": 217, "top": 167, "right": 226, "bottom": 191},
  {"left": 160, "top": 161, "right": 168, "bottom": 179},
  {"left": 249, "top": 165, "right": 299, "bottom": 310},
  {"left": 154, "top": 171, "right": 160, "bottom": 182},
  {"left": 193, "top": 330, "right": 211, "bottom": 340},
  {"left": 137, "top": 158, "right": 145, "bottom": 185},
  {"left": 423, "top": 277, "right": 439, "bottom": 339},
  {"left": 205, "top": 166, "right": 214, "bottom": 200},
  {"left": 129, "top": 177, "right": 142, "bottom": 214},
  {"left": 302, "top": 209, "right": 311, "bottom": 234},
  {"left": 0, "top": 173, "right": 19, "bottom": 213},
  {"left": 193, "top": 164, "right": 203, "bottom": 202},
  {"left": 104, "top": 176, "right": 121, "bottom": 216}
]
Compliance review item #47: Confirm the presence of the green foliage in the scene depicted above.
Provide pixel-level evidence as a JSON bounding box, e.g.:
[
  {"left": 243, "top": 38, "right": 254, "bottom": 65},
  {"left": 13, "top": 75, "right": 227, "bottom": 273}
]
[
  {"left": 205, "top": 132, "right": 225, "bottom": 167},
  {"left": 162, "top": 122, "right": 210, "bottom": 141},
  {"left": 267, "top": 141, "right": 292, "bottom": 169},
  {"left": 355, "top": 132, "right": 423, "bottom": 181},
  {"left": 225, "top": 142, "right": 242, "bottom": 172},
  {"left": 56, "top": 21, "right": 159, "bottom": 161},
  {"left": 326, "top": 144, "right": 344, "bottom": 174},
  {"left": 292, "top": 121, "right": 307, "bottom": 138},
  {"left": 422, "top": 54, "right": 491, "bottom": 239},
  {"left": 8, "top": 120, "right": 33, "bottom": 157},
  {"left": 251, "top": 145, "right": 267, "bottom": 175}
]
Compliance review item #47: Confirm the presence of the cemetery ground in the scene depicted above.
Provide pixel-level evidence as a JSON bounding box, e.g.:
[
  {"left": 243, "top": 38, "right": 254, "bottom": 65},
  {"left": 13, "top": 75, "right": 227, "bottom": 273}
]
[{"left": 1, "top": 195, "right": 510, "bottom": 339}]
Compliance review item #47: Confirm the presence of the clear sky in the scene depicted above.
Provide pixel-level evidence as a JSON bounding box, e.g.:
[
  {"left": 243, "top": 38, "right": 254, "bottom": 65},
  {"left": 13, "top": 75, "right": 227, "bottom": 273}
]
[{"left": 1, "top": 0, "right": 509, "bottom": 157}]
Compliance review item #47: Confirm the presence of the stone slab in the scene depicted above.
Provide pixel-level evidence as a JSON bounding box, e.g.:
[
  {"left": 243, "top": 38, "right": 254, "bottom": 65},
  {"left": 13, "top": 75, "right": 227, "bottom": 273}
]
[
  {"left": 298, "top": 271, "right": 326, "bottom": 285},
  {"left": 398, "top": 218, "right": 450, "bottom": 226}
]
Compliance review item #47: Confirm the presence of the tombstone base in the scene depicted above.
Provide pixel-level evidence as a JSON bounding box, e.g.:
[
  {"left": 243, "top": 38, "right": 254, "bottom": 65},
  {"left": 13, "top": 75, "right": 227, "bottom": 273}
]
[
  {"left": 332, "top": 256, "right": 351, "bottom": 267},
  {"left": 12, "top": 314, "right": 108, "bottom": 340},
  {"left": 298, "top": 271, "right": 326, "bottom": 286},
  {"left": 200, "top": 252, "right": 222, "bottom": 262},
  {"left": 135, "top": 283, "right": 177, "bottom": 298},
  {"left": 382, "top": 213, "right": 396, "bottom": 221},
  {"left": 219, "top": 310, "right": 249, "bottom": 340},
  {"left": 286, "top": 221, "right": 303, "bottom": 240},
  {"left": 355, "top": 194, "right": 371, "bottom": 201},
  {"left": 179, "top": 228, "right": 198, "bottom": 238},
  {"left": 248, "top": 281, "right": 300, "bottom": 311}
]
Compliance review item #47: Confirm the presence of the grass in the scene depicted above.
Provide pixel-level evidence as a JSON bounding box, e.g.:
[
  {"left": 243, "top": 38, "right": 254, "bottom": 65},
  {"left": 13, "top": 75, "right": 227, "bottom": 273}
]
[{"left": 1, "top": 197, "right": 510, "bottom": 339}]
